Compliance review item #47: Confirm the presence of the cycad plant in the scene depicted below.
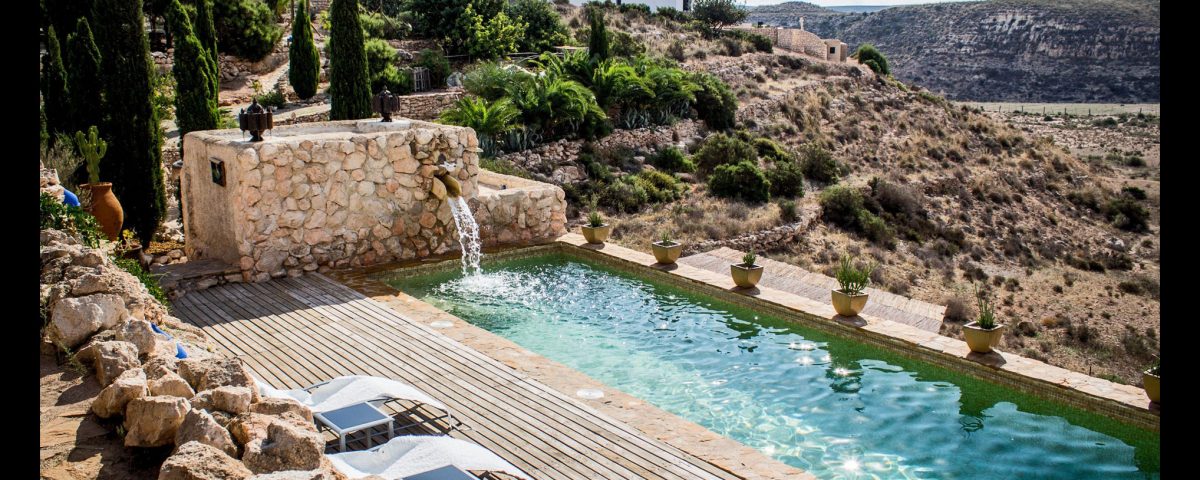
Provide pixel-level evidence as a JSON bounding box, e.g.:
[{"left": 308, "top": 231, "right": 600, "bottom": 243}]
[
  {"left": 835, "top": 254, "right": 875, "bottom": 295},
  {"left": 75, "top": 126, "right": 108, "bottom": 185},
  {"left": 438, "top": 97, "right": 521, "bottom": 157}
]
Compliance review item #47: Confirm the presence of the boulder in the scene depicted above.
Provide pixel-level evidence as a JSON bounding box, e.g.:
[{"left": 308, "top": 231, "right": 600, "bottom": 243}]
[
  {"left": 212, "top": 386, "right": 253, "bottom": 415},
  {"left": 124, "top": 396, "right": 191, "bottom": 447},
  {"left": 92, "top": 368, "right": 148, "bottom": 418},
  {"left": 159, "top": 441, "right": 253, "bottom": 480},
  {"left": 246, "top": 467, "right": 340, "bottom": 480},
  {"left": 151, "top": 371, "right": 197, "bottom": 399},
  {"left": 84, "top": 341, "right": 141, "bottom": 387},
  {"left": 119, "top": 319, "right": 176, "bottom": 359},
  {"left": 175, "top": 408, "right": 239, "bottom": 457},
  {"left": 241, "top": 419, "right": 325, "bottom": 473},
  {"left": 249, "top": 397, "right": 314, "bottom": 424},
  {"left": 178, "top": 358, "right": 259, "bottom": 399},
  {"left": 229, "top": 412, "right": 311, "bottom": 448},
  {"left": 47, "top": 293, "right": 129, "bottom": 348}
]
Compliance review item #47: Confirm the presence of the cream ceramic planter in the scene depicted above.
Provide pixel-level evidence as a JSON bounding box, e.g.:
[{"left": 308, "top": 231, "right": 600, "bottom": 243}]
[
  {"left": 581, "top": 224, "right": 612, "bottom": 244},
  {"left": 830, "top": 290, "right": 869, "bottom": 317},
  {"left": 1142, "top": 370, "right": 1159, "bottom": 404},
  {"left": 963, "top": 322, "right": 1006, "bottom": 353},
  {"left": 651, "top": 241, "right": 682, "bottom": 264},
  {"left": 730, "top": 264, "right": 764, "bottom": 288}
]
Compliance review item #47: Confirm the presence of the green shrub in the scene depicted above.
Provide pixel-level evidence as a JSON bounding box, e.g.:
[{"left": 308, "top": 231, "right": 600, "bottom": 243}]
[
  {"left": 479, "top": 156, "right": 530, "bottom": 178},
  {"left": 329, "top": 0, "right": 373, "bottom": 119},
  {"left": 414, "top": 49, "right": 451, "bottom": 87},
  {"left": 1121, "top": 186, "right": 1148, "bottom": 200},
  {"left": 601, "top": 177, "right": 649, "bottom": 213},
  {"left": 656, "top": 7, "right": 690, "bottom": 22},
  {"left": 693, "top": 132, "right": 756, "bottom": 175},
  {"left": 113, "top": 257, "right": 170, "bottom": 306},
  {"left": 753, "top": 137, "right": 792, "bottom": 162},
  {"left": 766, "top": 160, "right": 804, "bottom": 198},
  {"left": 708, "top": 160, "right": 770, "bottom": 203},
  {"left": 506, "top": 0, "right": 569, "bottom": 53},
  {"left": 364, "top": 38, "right": 412, "bottom": 94},
  {"left": 858, "top": 209, "right": 894, "bottom": 245},
  {"left": 289, "top": 0, "right": 321, "bottom": 100},
  {"left": 211, "top": 0, "right": 283, "bottom": 61},
  {"left": 618, "top": 3, "right": 651, "bottom": 15},
  {"left": 439, "top": 97, "right": 521, "bottom": 156},
  {"left": 799, "top": 142, "right": 842, "bottom": 184},
  {"left": 649, "top": 147, "right": 695, "bottom": 173},
  {"left": 852, "top": 43, "right": 889, "bottom": 75},
  {"left": 693, "top": 0, "right": 748, "bottom": 31},
  {"left": 41, "top": 26, "right": 71, "bottom": 144},
  {"left": 67, "top": 18, "right": 104, "bottom": 138},
  {"left": 779, "top": 199, "right": 798, "bottom": 222},
  {"left": 610, "top": 30, "right": 645, "bottom": 58},
  {"left": 689, "top": 72, "right": 737, "bottom": 130},
  {"left": 167, "top": 0, "right": 220, "bottom": 137},
  {"left": 462, "top": 4, "right": 526, "bottom": 60},
  {"left": 587, "top": 5, "right": 609, "bottom": 61},
  {"left": 819, "top": 185, "right": 864, "bottom": 228},
  {"left": 40, "top": 192, "right": 103, "bottom": 248},
  {"left": 1104, "top": 197, "right": 1150, "bottom": 232},
  {"left": 359, "top": 10, "right": 409, "bottom": 39},
  {"left": 635, "top": 170, "right": 685, "bottom": 203},
  {"left": 464, "top": 62, "right": 513, "bottom": 100}
]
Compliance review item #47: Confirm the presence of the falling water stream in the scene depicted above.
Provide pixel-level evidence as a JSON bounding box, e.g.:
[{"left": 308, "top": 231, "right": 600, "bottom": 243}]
[{"left": 447, "top": 196, "right": 482, "bottom": 276}]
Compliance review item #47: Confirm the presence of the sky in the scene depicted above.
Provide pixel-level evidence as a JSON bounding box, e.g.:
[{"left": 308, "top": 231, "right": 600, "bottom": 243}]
[{"left": 740, "top": 0, "right": 972, "bottom": 6}]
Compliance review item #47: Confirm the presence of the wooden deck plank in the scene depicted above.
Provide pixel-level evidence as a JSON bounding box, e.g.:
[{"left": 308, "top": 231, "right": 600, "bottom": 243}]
[{"left": 173, "top": 275, "right": 737, "bottom": 480}]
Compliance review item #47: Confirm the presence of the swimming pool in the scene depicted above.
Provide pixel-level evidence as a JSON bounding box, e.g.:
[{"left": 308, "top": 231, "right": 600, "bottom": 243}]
[{"left": 387, "top": 253, "right": 1159, "bottom": 479}]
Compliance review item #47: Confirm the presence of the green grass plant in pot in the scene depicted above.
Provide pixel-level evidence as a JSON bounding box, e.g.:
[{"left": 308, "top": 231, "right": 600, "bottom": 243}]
[
  {"left": 652, "top": 230, "right": 682, "bottom": 264},
  {"left": 581, "top": 210, "right": 612, "bottom": 244},
  {"left": 832, "top": 254, "right": 875, "bottom": 316},
  {"left": 1142, "top": 357, "right": 1159, "bottom": 404},
  {"left": 730, "top": 249, "right": 763, "bottom": 288},
  {"left": 963, "top": 283, "right": 1006, "bottom": 353}
]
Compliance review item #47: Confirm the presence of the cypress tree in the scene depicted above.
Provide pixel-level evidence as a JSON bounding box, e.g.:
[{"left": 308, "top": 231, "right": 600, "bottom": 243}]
[
  {"left": 41, "top": 26, "right": 71, "bottom": 145},
  {"left": 328, "top": 0, "right": 372, "bottom": 119},
  {"left": 167, "top": 0, "right": 219, "bottom": 137},
  {"left": 587, "top": 6, "right": 609, "bottom": 62},
  {"left": 193, "top": 0, "right": 220, "bottom": 95},
  {"left": 92, "top": 0, "right": 165, "bottom": 244},
  {"left": 67, "top": 18, "right": 103, "bottom": 136},
  {"left": 289, "top": 0, "right": 320, "bottom": 100}
]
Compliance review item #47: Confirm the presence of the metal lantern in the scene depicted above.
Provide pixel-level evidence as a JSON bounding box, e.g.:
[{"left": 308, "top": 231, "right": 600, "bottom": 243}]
[
  {"left": 238, "top": 99, "right": 274, "bottom": 142},
  {"left": 372, "top": 87, "right": 401, "bottom": 122}
]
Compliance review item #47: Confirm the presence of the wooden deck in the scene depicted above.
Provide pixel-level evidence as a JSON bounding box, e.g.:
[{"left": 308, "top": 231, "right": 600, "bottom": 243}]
[
  {"left": 173, "top": 273, "right": 741, "bottom": 480},
  {"left": 680, "top": 248, "right": 947, "bottom": 333}
]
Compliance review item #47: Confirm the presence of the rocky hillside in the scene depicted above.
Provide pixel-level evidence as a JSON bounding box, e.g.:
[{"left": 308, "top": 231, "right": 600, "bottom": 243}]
[{"left": 749, "top": 0, "right": 1160, "bottom": 103}]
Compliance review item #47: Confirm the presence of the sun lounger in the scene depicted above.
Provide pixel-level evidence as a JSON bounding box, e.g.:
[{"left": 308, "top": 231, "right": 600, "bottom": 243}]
[{"left": 326, "top": 435, "right": 531, "bottom": 480}]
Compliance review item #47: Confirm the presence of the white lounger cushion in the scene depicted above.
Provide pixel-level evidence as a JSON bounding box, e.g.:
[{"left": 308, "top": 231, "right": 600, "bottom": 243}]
[
  {"left": 256, "top": 375, "right": 449, "bottom": 413},
  {"left": 327, "top": 435, "right": 530, "bottom": 480}
]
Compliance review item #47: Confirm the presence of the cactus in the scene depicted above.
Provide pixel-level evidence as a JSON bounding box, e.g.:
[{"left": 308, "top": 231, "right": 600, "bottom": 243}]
[{"left": 74, "top": 126, "right": 107, "bottom": 185}]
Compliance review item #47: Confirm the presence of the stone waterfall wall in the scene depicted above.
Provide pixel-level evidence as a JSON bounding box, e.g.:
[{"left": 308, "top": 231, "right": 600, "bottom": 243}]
[
  {"left": 182, "top": 120, "right": 481, "bottom": 281},
  {"left": 473, "top": 171, "right": 568, "bottom": 246}
]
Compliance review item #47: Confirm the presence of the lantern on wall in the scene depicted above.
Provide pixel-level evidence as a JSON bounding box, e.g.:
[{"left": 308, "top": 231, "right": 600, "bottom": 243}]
[
  {"left": 372, "top": 87, "right": 401, "bottom": 122},
  {"left": 238, "top": 99, "right": 274, "bottom": 142}
]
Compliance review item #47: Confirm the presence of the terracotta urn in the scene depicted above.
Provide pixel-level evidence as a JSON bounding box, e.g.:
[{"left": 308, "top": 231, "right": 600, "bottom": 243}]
[
  {"left": 83, "top": 182, "right": 123, "bottom": 241},
  {"left": 831, "top": 290, "right": 870, "bottom": 317},
  {"left": 651, "top": 241, "right": 682, "bottom": 264},
  {"left": 963, "top": 322, "right": 1006, "bottom": 354},
  {"left": 581, "top": 224, "right": 612, "bottom": 244}
]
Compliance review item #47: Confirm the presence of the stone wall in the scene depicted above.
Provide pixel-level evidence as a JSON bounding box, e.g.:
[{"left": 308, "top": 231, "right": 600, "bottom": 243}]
[
  {"left": 182, "top": 119, "right": 481, "bottom": 281},
  {"left": 394, "top": 90, "right": 465, "bottom": 120},
  {"left": 473, "top": 171, "right": 568, "bottom": 247},
  {"left": 733, "top": 26, "right": 842, "bottom": 61}
]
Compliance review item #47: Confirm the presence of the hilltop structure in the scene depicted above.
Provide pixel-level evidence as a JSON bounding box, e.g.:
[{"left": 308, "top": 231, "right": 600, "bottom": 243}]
[{"left": 733, "top": 17, "right": 849, "bottom": 62}]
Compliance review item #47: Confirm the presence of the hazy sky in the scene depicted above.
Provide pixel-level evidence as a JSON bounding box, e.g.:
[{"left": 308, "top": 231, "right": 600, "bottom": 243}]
[{"left": 741, "top": 0, "right": 972, "bottom": 6}]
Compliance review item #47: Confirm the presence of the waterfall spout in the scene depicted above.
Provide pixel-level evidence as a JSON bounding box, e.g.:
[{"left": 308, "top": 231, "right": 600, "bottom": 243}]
[{"left": 447, "top": 197, "right": 482, "bottom": 276}]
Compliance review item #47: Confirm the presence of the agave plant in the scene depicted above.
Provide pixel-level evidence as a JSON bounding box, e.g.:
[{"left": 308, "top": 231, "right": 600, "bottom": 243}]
[
  {"left": 835, "top": 254, "right": 875, "bottom": 295},
  {"left": 438, "top": 97, "right": 521, "bottom": 157}
]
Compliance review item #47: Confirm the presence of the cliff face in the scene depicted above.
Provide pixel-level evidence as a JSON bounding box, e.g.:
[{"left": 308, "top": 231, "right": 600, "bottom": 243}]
[{"left": 749, "top": 0, "right": 1160, "bottom": 103}]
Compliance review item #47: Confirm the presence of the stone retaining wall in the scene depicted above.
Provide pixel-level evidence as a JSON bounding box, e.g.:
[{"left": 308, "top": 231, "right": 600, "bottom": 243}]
[
  {"left": 473, "top": 171, "right": 568, "bottom": 246},
  {"left": 393, "top": 90, "right": 465, "bottom": 120}
]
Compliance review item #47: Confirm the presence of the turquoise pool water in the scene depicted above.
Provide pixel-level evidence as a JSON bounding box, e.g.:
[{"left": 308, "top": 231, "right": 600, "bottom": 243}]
[{"left": 388, "top": 254, "right": 1160, "bottom": 479}]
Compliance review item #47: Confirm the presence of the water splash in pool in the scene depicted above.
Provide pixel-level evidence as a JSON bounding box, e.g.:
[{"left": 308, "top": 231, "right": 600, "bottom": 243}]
[{"left": 447, "top": 196, "right": 482, "bottom": 276}]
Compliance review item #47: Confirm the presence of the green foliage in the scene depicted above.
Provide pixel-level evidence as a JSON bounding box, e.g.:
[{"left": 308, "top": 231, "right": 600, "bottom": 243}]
[
  {"left": 464, "top": 62, "right": 529, "bottom": 101},
  {"left": 364, "top": 37, "right": 401, "bottom": 92},
  {"left": 588, "top": 210, "right": 605, "bottom": 227},
  {"left": 799, "top": 142, "right": 842, "bottom": 184},
  {"left": 742, "top": 249, "right": 757, "bottom": 267},
  {"left": 409, "top": 0, "right": 470, "bottom": 48},
  {"left": 852, "top": 43, "right": 890, "bottom": 75},
  {"left": 439, "top": 96, "right": 521, "bottom": 156},
  {"left": 359, "top": 10, "right": 410, "bottom": 39},
  {"left": 167, "top": 0, "right": 220, "bottom": 136},
  {"left": 256, "top": 90, "right": 287, "bottom": 108},
  {"left": 479, "top": 157, "right": 530, "bottom": 178},
  {"left": 974, "top": 283, "right": 996, "bottom": 329},
  {"left": 461, "top": 4, "right": 526, "bottom": 60},
  {"left": 113, "top": 257, "right": 170, "bottom": 307},
  {"left": 723, "top": 29, "right": 772, "bottom": 53},
  {"left": 42, "top": 26, "right": 71, "bottom": 145},
  {"left": 1147, "top": 357, "right": 1159, "bottom": 376},
  {"left": 779, "top": 199, "right": 798, "bottom": 222},
  {"left": 634, "top": 169, "right": 685, "bottom": 203},
  {"left": 766, "top": 159, "right": 804, "bottom": 198},
  {"left": 506, "top": 0, "right": 569, "bottom": 53},
  {"left": 74, "top": 126, "right": 108, "bottom": 185},
  {"left": 753, "top": 137, "right": 792, "bottom": 162},
  {"left": 693, "top": 132, "right": 756, "bottom": 175},
  {"left": 414, "top": 49, "right": 451, "bottom": 86},
  {"left": 66, "top": 19, "right": 103, "bottom": 139},
  {"left": 820, "top": 185, "right": 865, "bottom": 228},
  {"left": 835, "top": 254, "right": 875, "bottom": 295},
  {"left": 504, "top": 70, "right": 608, "bottom": 140},
  {"left": 194, "top": 0, "right": 219, "bottom": 92},
  {"left": 1104, "top": 196, "right": 1150, "bottom": 232},
  {"left": 329, "top": 0, "right": 373, "bottom": 119},
  {"left": 94, "top": 0, "right": 165, "bottom": 244},
  {"left": 708, "top": 160, "right": 771, "bottom": 203},
  {"left": 693, "top": 0, "right": 747, "bottom": 32},
  {"left": 587, "top": 5, "right": 609, "bottom": 61},
  {"left": 211, "top": 0, "right": 283, "bottom": 61},
  {"left": 289, "top": 0, "right": 321, "bottom": 100},
  {"left": 600, "top": 177, "right": 649, "bottom": 213},
  {"left": 689, "top": 71, "right": 737, "bottom": 130},
  {"left": 40, "top": 192, "right": 104, "bottom": 248},
  {"left": 610, "top": 30, "right": 645, "bottom": 58},
  {"left": 649, "top": 147, "right": 695, "bottom": 173},
  {"left": 655, "top": 7, "right": 690, "bottom": 22},
  {"left": 857, "top": 209, "right": 895, "bottom": 245}
]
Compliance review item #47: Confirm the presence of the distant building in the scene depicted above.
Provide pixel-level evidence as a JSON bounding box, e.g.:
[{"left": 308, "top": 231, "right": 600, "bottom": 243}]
[
  {"left": 567, "top": 0, "right": 693, "bottom": 12},
  {"left": 731, "top": 17, "right": 849, "bottom": 63}
]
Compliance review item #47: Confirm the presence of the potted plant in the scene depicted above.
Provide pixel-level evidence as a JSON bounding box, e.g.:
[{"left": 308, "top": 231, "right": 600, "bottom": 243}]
[
  {"left": 581, "top": 210, "right": 612, "bottom": 244},
  {"left": 76, "top": 126, "right": 123, "bottom": 241},
  {"left": 832, "top": 255, "right": 875, "bottom": 317},
  {"left": 1142, "top": 357, "right": 1159, "bottom": 404},
  {"left": 730, "top": 249, "right": 764, "bottom": 288},
  {"left": 115, "top": 229, "right": 144, "bottom": 262},
  {"left": 963, "top": 284, "right": 1006, "bottom": 353},
  {"left": 651, "top": 231, "right": 682, "bottom": 264}
]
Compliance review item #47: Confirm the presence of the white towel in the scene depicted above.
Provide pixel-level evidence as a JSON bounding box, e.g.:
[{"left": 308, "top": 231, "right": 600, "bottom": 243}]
[
  {"left": 257, "top": 375, "right": 449, "bottom": 413},
  {"left": 327, "top": 435, "right": 530, "bottom": 480}
]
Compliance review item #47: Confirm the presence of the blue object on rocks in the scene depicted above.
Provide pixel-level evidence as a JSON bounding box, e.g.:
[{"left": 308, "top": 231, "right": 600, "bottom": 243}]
[
  {"left": 176, "top": 342, "right": 188, "bottom": 359},
  {"left": 62, "top": 189, "right": 80, "bottom": 207},
  {"left": 150, "top": 322, "right": 173, "bottom": 340}
]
